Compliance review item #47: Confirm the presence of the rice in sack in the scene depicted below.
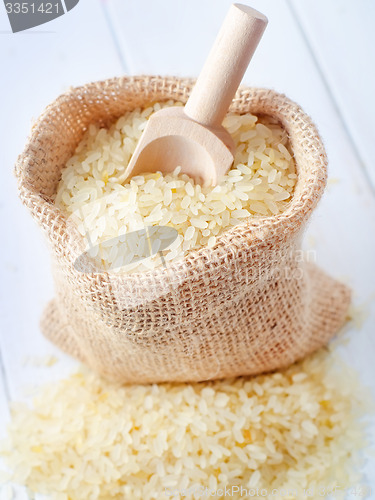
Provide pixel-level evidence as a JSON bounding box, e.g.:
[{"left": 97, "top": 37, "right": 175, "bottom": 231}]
[
  {"left": 15, "top": 76, "right": 351, "bottom": 383},
  {"left": 54, "top": 100, "right": 297, "bottom": 273}
]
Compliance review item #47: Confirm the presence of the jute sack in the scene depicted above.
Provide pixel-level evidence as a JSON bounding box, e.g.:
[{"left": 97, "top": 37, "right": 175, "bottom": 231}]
[{"left": 16, "top": 75, "right": 351, "bottom": 384}]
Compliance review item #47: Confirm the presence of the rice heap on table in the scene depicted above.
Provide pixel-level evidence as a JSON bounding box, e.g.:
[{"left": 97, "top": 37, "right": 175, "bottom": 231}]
[
  {"left": 0, "top": 341, "right": 370, "bottom": 500},
  {"left": 54, "top": 101, "right": 297, "bottom": 273}
]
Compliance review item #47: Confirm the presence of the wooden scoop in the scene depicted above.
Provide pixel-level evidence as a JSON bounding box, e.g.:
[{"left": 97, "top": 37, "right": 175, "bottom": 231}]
[{"left": 125, "top": 4, "right": 268, "bottom": 186}]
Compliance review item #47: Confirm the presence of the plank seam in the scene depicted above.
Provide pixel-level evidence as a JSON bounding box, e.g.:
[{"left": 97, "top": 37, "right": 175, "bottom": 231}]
[
  {"left": 286, "top": 0, "right": 375, "bottom": 197},
  {"left": 100, "top": 0, "right": 129, "bottom": 74},
  {"left": 0, "top": 347, "right": 11, "bottom": 403}
]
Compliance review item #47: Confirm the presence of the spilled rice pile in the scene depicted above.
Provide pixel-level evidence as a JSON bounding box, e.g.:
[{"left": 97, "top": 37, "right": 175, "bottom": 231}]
[
  {"left": 0, "top": 344, "right": 371, "bottom": 500},
  {"left": 54, "top": 101, "right": 297, "bottom": 273}
]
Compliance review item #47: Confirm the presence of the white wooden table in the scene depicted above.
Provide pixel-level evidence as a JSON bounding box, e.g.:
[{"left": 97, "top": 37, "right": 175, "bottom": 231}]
[{"left": 0, "top": 1, "right": 375, "bottom": 497}]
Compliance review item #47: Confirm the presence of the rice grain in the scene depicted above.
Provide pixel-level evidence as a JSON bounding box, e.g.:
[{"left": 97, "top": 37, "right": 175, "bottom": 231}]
[{"left": 55, "top": 101, "right": 297, "bottom": 273}]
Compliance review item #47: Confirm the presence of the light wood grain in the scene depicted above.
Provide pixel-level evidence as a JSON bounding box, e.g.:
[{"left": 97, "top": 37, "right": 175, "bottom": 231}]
[
  {"left": 0, "top": 0, "right": 124, "bottom": 401},
  {"left": 289, "top": 0, "right": 375, "bottom": 191},
  {"left": 124, "top": 106, "right": 236, "bottom": 184},
  {"left": 184, "top": 4, "right": 267, "bottom": 127}
]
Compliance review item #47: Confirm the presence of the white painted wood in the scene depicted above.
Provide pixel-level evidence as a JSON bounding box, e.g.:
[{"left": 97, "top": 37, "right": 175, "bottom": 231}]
[
  {"left": 102, "top": 2, "right": 292, "bottom": 105},
  {"left": 0, "top": 363, "right": 10, "bottom": 440},
  {"left": 289, "top": 0, "right": 375, "bottom": 191},
  {"left": 0, "top": 0, "right": 124, "bottom": 398}
]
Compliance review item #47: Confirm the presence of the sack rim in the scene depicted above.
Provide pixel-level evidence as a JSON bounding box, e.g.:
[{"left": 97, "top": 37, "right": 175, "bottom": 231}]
[{"left": 15, "top": 75, "right": 327, "bottom": 282}]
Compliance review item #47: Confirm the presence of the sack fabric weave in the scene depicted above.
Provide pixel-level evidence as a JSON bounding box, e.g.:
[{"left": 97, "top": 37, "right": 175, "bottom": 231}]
[{"left": 16, "top": 75, "right": 351, "bottom": 384}]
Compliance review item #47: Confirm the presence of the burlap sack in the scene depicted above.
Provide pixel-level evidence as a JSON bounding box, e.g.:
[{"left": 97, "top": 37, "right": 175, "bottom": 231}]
[{"left": 16, "top": 75, "right": 351, "bottom": 384}]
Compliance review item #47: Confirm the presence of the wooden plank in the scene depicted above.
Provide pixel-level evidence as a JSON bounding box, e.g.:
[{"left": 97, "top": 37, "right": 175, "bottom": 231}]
[
  {"left": 105, "top": 0, "right": 345, "bottom": 112},
  {"left": 0, "top": 2, "right": 124, "bottom": 497},
  {"left": 0, "top": 357, "right": 11, "bottom": 436},
  {"left": 288, "top": 0, "right": 375, "bottom": 190},
  {"left": 0, "top": 364, "right": 30, "bottom": 499}
]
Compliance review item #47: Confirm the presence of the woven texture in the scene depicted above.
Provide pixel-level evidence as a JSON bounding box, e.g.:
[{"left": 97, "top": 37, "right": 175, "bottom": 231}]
[{"left": 16, "top": 75, "right": 351, "bottom": 384}]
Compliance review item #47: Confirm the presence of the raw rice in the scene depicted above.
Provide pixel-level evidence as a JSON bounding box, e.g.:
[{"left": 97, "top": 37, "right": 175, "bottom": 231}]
[
  {"left": 54, "top": 101, "right": 297, "bottom": 273},
  {"left": 0, "top": 344, "right": 371, "bottom": 500}
]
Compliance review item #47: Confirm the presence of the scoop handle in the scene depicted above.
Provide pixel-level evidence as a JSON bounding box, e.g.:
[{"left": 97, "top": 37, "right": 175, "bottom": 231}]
[{"left": 184, "top": 3, "right": 267, "bottom": 128}]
